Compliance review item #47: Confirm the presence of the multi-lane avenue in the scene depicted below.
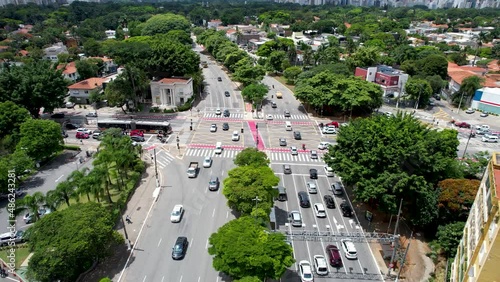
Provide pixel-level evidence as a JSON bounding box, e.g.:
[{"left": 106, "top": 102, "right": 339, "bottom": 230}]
[{"left": 118, "top": 43, "right": 385, "bottom": 282}]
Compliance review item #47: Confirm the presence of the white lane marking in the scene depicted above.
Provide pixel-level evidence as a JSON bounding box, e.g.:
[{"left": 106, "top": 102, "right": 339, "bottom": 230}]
[
  {"left": 205, "top": 239, "right": 209, "bottom": 249},
  {"left": 179, "top": 275, "right": 183, "bottom": 282},
  {"left": 55, "top": 175, "right": 64, "bottom": 182},
  {"left": 161, "top": 276, "right": 165, "bottom": 282},
  {"left": 157, "top": 238, "right": 162, "bottom": 247},
  {"left": 226, "top": 211, "right": 229, "bottom": 219},
  {"left": 212, "top": 208, "right": 216, "bottom": 217},
  {"left": 198, "top": 277, "right": 201, "bottom": 282},
  {"left": 142, "top": 276, "right": 147, "bottom": 282},
  {"left": 190, "top": 237, "right": 194, "bottom": 248}
]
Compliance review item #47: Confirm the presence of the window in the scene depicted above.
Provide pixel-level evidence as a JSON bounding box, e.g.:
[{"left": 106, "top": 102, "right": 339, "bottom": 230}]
[{"left": 84, "top": 91, "right": 89, "bottom": 94}]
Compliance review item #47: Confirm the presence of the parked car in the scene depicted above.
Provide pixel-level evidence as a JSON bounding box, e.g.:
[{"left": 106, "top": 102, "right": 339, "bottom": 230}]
[
  {"left": 131, "top": 136, "right": 145, "bottom": 142},
  {"left": 340, "top": 202, "right": 353, "bottom": 217},
  {"left": 465, "top": 108, "right": 475, "bottom": 114},
  {"left": 323, "top": 195, "right": 335, "bottom": 209},
  {"left": 130, "top": 129, "right": 144, "bottom": 137},
  {"left": 65, "top": 102, "right": 75, "bottom": 108},
  {"left": 322, "top": 127, "right": 336, "bottom": 134},
  {"left": 24, "top": 207, "right": 52, "bottom": 224},
  {"left": 314, "top": 255, "right": 329, "bottom": 275},
  {"left": 293, "top": 131, "right": 302, "bottom": 140},
  {"left": 480, "top": 112, "right": 489, "bottom": 117},
  {"left": 77, "top": 128, "right": 92, "bottom": 134},
  {"left": 65, "top": 123, "right": 79, "bottom": 130},
  {"left": 455, "top": 121, "right": 471, "bottom": 128},
  {"left": 325, "top": 121, "right": 339, "bottom": 128},
  {"left": 92, "top": 132, "right": 101, "bottom": 139},
  {"left": 210, "top": 124, "right": 217, "bottom": 132},
  {"left": 76, "top": 132, "right": 89, "bottom": 139},
  {"left": 223, "top": 109, "right": 230, "bottom": 117},
  {"left": 51, "top": 113, "right": 65, "bottom": 119},
  {"left": 170, "top": 205, "right": 184, "bottom": 223},
  {"left": 222, "top": 123, "right": 229, "bottom": 131},
  {"left": 224, "top": 91, "right": 230, "bottom": 97},
  {"left": 86, "top": 112, "right": 98, "bottom": 117}
]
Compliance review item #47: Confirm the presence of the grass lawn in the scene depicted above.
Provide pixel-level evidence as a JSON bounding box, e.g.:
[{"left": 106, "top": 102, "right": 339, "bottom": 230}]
[
  {"left": 0, "top": 246, "right": 30, "bottom": 269},
  {"left": 272, "top": 75, "right": 295, "bottom": 92}
]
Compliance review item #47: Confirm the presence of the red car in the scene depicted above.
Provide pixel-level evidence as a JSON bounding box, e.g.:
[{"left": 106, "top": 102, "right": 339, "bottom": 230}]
[
  {"left": 130, "top": 130, "right": 144, "bottom": 137},
  {"left": 325, "top": 121, "right": 339, "bottom": 128},
  {"left": 76, "top": 132, "right": 89, "bottom": 139},
  {"left": 455, "top": 121, "right": 471, "bottom": 128}
]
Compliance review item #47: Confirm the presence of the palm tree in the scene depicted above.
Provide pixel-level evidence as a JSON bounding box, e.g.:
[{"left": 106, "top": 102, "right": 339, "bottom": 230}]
[
  {"left": 85, "top": 169, "right": 104, "bottom": 203},
  {"left": 54, "top": 180, "right": 76, "bottom": 207},
  {"left": 45, "top": 190, "right": 64, "bottom": 211},
  {"left": 17, "top": 192, "right": 45, "bottom": 223},
  {"left": 68, "top": 168, "right": 88, "bottom": 202},
  {"left": 93, "top": 165, "right": 113, "bottom": 203}
]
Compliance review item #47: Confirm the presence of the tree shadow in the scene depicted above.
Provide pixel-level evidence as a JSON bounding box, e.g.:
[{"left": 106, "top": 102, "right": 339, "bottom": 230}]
[
  {"left": 273, "top": 205, "right": 290, "bottom": 229},
  {"left": 77, "top": 243, "right": 136, "bottom": 282}
]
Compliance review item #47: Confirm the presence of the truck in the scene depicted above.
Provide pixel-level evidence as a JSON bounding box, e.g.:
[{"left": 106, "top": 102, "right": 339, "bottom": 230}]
[
  {"left": 187, "top": 162, "right": 199, "bottom": 178},
  {"left": 276, "top": 91, "right": 283, "bottom": 99}
]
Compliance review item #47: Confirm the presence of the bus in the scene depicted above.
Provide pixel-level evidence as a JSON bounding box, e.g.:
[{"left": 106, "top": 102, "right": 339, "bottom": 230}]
[{"left": 97, "top": 120, "right": 172, "bottom": 134}]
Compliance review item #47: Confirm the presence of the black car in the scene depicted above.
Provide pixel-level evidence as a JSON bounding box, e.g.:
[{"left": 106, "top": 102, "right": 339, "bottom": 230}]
[
  {"left": 293, "top": 131, "right": 301, "bottom": 140},
  {"left": 217, "top": 77, "right": 222, "bottom": 81},
  {"left": 284, "top": 110, "right": 291, "bottom": 117},
  {"left": 309, "top": 169, "right": 318, "bottom": 179},
  {"left": 224, "top": 91, "right": 230, "bottom": 97},
  {"left": 172, "top": 236, "right": 188, "bottom": 260},
  {"left": 65, "top": 123, "right": 79, "bottom": 129},
  {"left": 223, "top": 109, "right": 230, "bottom": 117},
  {"left": 131, "top": 136, "right": 145, "bottom": 142},
  {"left": 222, "top": 123, "right": 229, "bottom": 131},
  {"left": 323, "top": 195, "right": 335, "bottom": 209},
  {"left": 298, "top": 191, "right": 310, "bottom": 208},
  {"left": 51, "top": 113, "right": 65, "bottom": 119},
  {"left": 340, "top": 202, "right": 353, "bottom": 217}
]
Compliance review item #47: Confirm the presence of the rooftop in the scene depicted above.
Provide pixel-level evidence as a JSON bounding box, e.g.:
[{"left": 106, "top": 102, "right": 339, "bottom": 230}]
[
  {"left": 158, "top": 78, "right": 190, "bottom": 84},
  {"left": 67, "top": 77, "right": 106, "bottom": 90}
]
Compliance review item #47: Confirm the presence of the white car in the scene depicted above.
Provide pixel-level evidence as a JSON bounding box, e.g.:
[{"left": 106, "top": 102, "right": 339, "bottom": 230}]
[
  {"left": 475, "top": 125, "right": 490, "bottom": 131},
  {"left": 86, "top": 112, "right": 98, "bottom": 117},
  {"left": 76, "top": 128, "right": 92, "bottom": 134},
  {"left": 322, "top": 127, "right": 336, "bottom": 134},
  {"left": 23, "top": 207, "right": 52, "bottom": 224},
  {"left": 313, "top": 255, "right": 328, "bottom": 275},
  {"left": 318, "top": 142, "right": 330, "bottom": 150},
  {"left": 306, "top": 182, "right": 317, "bottom": 194},
  {"left": 324, "top": 166, "right": 334, "bottom": 177},
  {"left": 465, "top": 108, "right": 475, "bottom": 114},
  {"left": 215, "top": 108, "right": 222, "bottom": 115},
  {"left": 310, "top": 150, "right": 318, "bottom": 159},
  {"left": 385, "top": 111, "right": 393, "bottom": 117},
  {"left": 210, "top": 124, "right": 217, "bottom": 132},
  {"left": 231, "top": 131, "right": 240, "bottom": 141},
  {"left": 298, "top": 260, "right": 314, "bottom": 282},
  {"left": 203, "top": 156, "right": 212, "bottom": 168},
  {"left": 341, "top": 239, "right": 358, "bottom": 259},
  {"left": 290, "top": 146, "right": 298, "bottom": 155},
  {"left": 266, "top": 114, "right": 273, "bottom": 120},
  {"left": 170, "top": 205, "right": 184, "bottom": 223},
  {"left": 313, "top": 203, "right": 326, "bottom": 218}
]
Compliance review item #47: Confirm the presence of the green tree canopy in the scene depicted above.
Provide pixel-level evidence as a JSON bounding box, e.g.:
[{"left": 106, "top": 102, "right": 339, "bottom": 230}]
[
  {"left": 294, "top": 72, "right": 383, "bottom": 115},
  {"left": 241, "top": 83, "right": 268, "bottom": 105},
  {"left": 0, "top": 60, "right": 68, "bottom": 117},
  {"left": 324, "top": 114, "right": 460, "bottom": 226},
  {"left": 233, "top": 148, "right": 270, "bottom": 167},
  {"left": 0, "top": 101, "right": 31, "bottom": 139},
  {"left": 438, "top": 178, "right": 480, "bottom": 222},
  {"left": 451, "top": 75, "right": 484, "bottom": 107},
  {"left": 283, "top": 66, "right": 302, "bottom": 85},
  {"left": 208, "top": 216, "right": 294, "bottom": 280},
  {"left": 436, "top": 221, "right": 466, "bottom": 258},
  {"left": 404, "top": 78, "right": 433, "bottom": 109},
  {"left": 16, "top": 119, "right": 63, "bottom": 161},
  {"left": 75, "top": 58, "right": 103, "bottom": 80},
  {"left": 26, "top": 202, "right": 122, "bottom": 282},
  {"left": 223, "top": 165, "right": 279, "bottom": 215},
  {"left": 141, "top": 13, "right": 191, "bottom": 36}
]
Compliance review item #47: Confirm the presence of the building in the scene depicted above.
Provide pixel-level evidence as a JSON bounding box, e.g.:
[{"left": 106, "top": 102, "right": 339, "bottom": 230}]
[
  {"left": 150, "top": 78, "right": 193, "bottom": 109},
  {"left": 67, "top": 77, "right": 106, "bottom": 104},
  {"left": 354, "top": 65, "right": 409, "bottom": 96},
  {"left": 44, "top": 42, "right": 68, "bottom": 62},
  {"left": 207, "top": 19, "right": 222, "bottom": 29},
  {"left": 451, "top": 152, "right": 500, "bottom": 282},
  {"left": 105, "top": 30, "right": 116, "bottom": 39},
  {"left": 57, "top": 61, "right": 79, "bottom": 82},
  {"left": 471, "top": 88, "right": 500, "bottom": 115}
]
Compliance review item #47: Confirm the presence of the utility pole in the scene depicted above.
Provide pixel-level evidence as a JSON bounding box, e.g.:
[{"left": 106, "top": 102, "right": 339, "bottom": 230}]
[
  {"left": 396, "top": 232, "right": 412, "bottom": 282},
  {"left": 387, "top": 198, "right": 403, "bottom": 278},
  {"left": 457, "top": 91, "right": 466, "bottom": 113},
  {"left": 461, "top": 130, "right": 474, "bottom": 163},
  {"left": 415, "top": 86, "right": 423, "bottom": 110},
  {"left": 122, "top": 216, "right": 132, "bottom": 251},
  {"left": 153, "top": 148, "right": 159, "bottom": 187}
]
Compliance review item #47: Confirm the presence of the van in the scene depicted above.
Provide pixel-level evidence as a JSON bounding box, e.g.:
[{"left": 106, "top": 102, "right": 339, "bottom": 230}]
[
  {"left": 275, "top": 186, "right": 287, "bottom": 201},
  {"left": 214, "top": 142, "right": 223, "bottom": 154},
  {"left": 285, "top": 121, "right": 292, "bottom": 131},
  {"left": 0, "top": 231, "right": 24, "bottom": 246}
]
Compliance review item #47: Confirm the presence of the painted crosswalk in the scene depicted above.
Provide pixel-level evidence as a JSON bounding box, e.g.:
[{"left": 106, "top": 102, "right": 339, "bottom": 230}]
[
  {"left": 185, "top": 148, "right": 241, "bottom": 158},
  {"left": 156, "top": 152, "right": 175, "bottom": 169},
  {"left": 266, "top": 114, "right": 310, "bottom": 120},
  {"left": 203, "top": 113, "right": 245, "bottom": 119},
  {"left": 266, "top": 151, "right": 325, "bottom": 163}
]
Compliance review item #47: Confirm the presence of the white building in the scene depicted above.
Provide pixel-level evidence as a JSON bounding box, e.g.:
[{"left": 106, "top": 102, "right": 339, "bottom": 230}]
[
  {"left": 150, "top": 78, "right": 193, "bottom": 108},
  {"left": 105, "top": 30, "right": 116, "bottom": 39},
  {"left": 44, "top": 43, "right": 68, "bottom": 62},
  {"left": 67, "top": 77, "right": 106, "bottom": 104},
  {"left": 471, "top": 87, "right": 500, "bottom": 115}
]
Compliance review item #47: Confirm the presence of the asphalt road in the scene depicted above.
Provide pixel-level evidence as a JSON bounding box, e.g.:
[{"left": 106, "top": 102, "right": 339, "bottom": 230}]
[{"left": 120, "top": 44, "right": 384, "bottom": 282}]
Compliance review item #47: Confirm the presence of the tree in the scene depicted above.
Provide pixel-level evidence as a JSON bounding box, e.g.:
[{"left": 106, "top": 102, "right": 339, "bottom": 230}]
[
  {"left": 26, "top": 202, "right": 122, "bottom": 282},
  {"left": 53, "top": 180, "right": 76, "bottom": 207},
  {"left": 461, "top": 151, "right": 490, "bottom": 178},
  {"left": 436, "top": 222, "right": 466, "bottom": 258},
  {"left": 350, "top": 46, "right": 380, "bottom": 68},
  {"left": 241, "top": 83, "right": 268, "bottom": 108},
  {"left": 75, "top": 58, "right": 102, "bottom": 80},
  {"left": 234, "top": 148, "right": 270, "bottom": 167},
  {"left": 404, "top": 78, "right": 433, "bottom": 109},
  {"left": 452, "top": 75, "right": 484, "bottom": 107},
  {"left": 104, "top": 65, "right": 149, "bottom": 113},
  {"left": 16, "top": 119, "right": 63, "bottom": 161},
  {"left": 416, "top": 54, "right": 448, "bottom": 80},
  {"left": 0, "top": 60, "right": 68, "bottom": 117},
  {"left": 223, "top": 166, "right": 279, "bottom": 215},
  {"left": 266, "top": 50, "right": 287, "bottom": 73},
  {"left": 438, "top": 179, "right": 480, "bottom": 222},
  {"left": 208, "top": 216, "right": 294, "bottom": 280},
  {"left": 294, "top": 72, "right": 383, "bottom": 115},
  {"left": 324, "top": 114, "right": 460, "bottom": 226},
  {"left": 233, "top": 59, "right": 266, "bottom": 86},
  {"left": 235, "top": 277, "right": 261, "bottom": 282},
  {"left": 141, "top": 13, "right": 191, "bottom": 36},
  {"left": 16, "top": 192, "right": 45, "bottom": 223},
  {"left": 83, "top": 38, "right": 102, "bottom": 57},
  {"left": 0, "top": 101, "right": 31, "bottom": 139},
  {"left": 283, "top": 66, "right": 302, "bottom": 85}
]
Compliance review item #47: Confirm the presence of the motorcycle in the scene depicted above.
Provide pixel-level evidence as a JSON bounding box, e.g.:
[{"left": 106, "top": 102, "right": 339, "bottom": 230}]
[{"left": 302, "top": 144, "right": 306, "bottom": 150}]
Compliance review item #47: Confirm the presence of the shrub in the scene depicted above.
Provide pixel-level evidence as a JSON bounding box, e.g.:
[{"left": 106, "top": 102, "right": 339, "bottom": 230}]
[{"left": 64, "top": 145, "right": 81, "bottom": 151}]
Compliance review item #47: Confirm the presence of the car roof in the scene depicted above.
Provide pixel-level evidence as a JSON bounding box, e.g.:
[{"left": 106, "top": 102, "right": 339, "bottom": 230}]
[{"left": 173, "top": 205, "right": 183, "bottom": 210}]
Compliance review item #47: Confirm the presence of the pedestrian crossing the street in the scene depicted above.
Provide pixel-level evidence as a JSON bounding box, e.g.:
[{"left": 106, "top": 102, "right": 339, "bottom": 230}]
[
  {"left": 266, "top": 151, "right": 325, "bottom": 163},
  {"left": 203, "top": 113, "right": 245, "bottom": 120},
  {"left": 267, "top": 114, "right": 310, "bottom": 120},
  {"left": 185, "top": 148, "right": 241, "bottom": 158},
  {"left": 156, "top": 152, "right": 175, "bottom": 169}
]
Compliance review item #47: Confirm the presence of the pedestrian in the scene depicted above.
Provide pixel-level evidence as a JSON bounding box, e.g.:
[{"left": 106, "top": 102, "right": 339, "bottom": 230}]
[
  {"left": 80, "top": 139, "right": 83, "bottom": 145},
  {"left": 272, "top": 85, "right": 274, "bottom": 89},
  {"left": 126, "top": 215, "right": 132, "bottom": 224}
]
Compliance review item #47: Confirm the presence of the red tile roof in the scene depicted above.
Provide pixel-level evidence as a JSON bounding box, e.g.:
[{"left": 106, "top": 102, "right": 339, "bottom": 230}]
[
  {"left": 67, "top": 77, "right": 106, "bottom": 90},
  {"left": 57, "top": 61, "right": 77, "bottom": 75},
  {"left": 18, "top": 50, "right": 29, "bottom": 56},
  {"left": 158, "top": 78, "right": 189, "bottom": 84},
  {"left": 448, "top": 62, "right": 499, "bottom": 88}
]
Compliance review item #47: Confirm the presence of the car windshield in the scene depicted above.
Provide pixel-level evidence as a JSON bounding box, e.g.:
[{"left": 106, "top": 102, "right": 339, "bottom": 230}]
[
  {"left": 304, "top": 273, "right": 312, "bottom": 278},
  {"left": 174, "top": 245, "right": 182, "bottom": 251},
  {"left": 172, "top": 211, "right": 180, "bottom": 216}
]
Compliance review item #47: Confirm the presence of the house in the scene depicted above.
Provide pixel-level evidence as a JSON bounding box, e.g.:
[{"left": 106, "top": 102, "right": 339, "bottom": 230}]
[
  {"left": 105, "top": 30, "right": 116, "bottom": 39},
  {"left": 89, "top": 56, "right": 118, "bottom": 74},
  {"left": 57, "top": 61, "right": 79, "bottom": 82},
  {"left": 67, "top": 77, "right": 106, "bottom": 104},
  {"left": 207, "top": 19, "right": 222, "bottom": 29},
  {"left": 447, "top": 62, "right": 499, "bottom": 99},
  {"left": 450, "top": 152, "right": 500, "bottom": 282},
  {"left": 44, "top": 42, "right": 68, "bottom": 62},
  {"left": 354, "top": 65, "right": 409, "bottom": 96},
  {"left": 471, "top": 88, "right": 500, "bottom": 115},
  {"left": 150, "top": 77, "right": 193, "bottom": 108}
]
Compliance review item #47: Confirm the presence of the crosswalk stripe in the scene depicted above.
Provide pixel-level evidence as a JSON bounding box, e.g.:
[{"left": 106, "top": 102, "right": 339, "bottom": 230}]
[
  {"left": 269, "top": 114, "right": 309, "bottom": 120},
  {"left": 267, "top": 152, "right": 323, "bottom": 163},
  {"left": 185, "top": 148, "right": 240, "bottom": 158},
  {"left": 204, "top": 113, "right": 245, "bottom": 119}
]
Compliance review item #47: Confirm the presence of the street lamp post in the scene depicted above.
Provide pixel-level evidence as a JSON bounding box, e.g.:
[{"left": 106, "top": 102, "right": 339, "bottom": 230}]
[
  {"left": 253, "top": 196, "right": 261, "bottom": 209},
  {"left": 457, "top": 91, "right": 466, "bottom": 113},
  {"left": 461, "top": 130, "right": 474, "bottom": 164}
]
